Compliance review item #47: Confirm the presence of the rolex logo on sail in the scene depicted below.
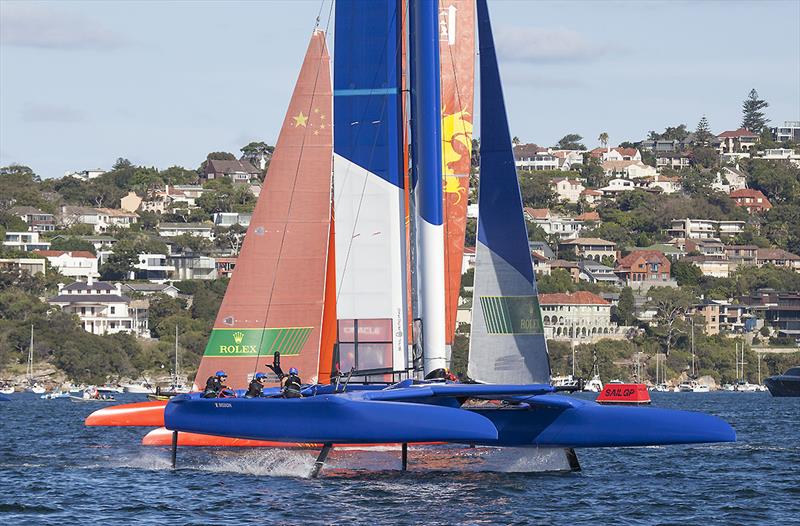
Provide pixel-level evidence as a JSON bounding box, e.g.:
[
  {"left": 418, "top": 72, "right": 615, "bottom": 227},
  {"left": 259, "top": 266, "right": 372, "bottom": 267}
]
[
  {"left": 219, "top": 330, "right": 257, "bottom": 354},
  {"left": 204, "top": 327, "right": 315, "bottom": 357}
]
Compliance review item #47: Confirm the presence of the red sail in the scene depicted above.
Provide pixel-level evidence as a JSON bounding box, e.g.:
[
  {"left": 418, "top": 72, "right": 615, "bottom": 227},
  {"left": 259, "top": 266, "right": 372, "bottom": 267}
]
[
  {"left": 440, "top": 0, "right": 475, "bottom": 345},
  {"left": 194, "top": 31, "right": 333, "bottom": 390}
]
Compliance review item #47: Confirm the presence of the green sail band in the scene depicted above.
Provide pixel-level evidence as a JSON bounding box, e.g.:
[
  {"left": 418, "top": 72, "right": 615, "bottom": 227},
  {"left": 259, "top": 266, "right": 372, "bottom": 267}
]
[
  {"left": 479, "top": 296, "right": 544, "bottom": 334},
  {"left": 203, "top": 327, "right": 313, "bottom": 357}
]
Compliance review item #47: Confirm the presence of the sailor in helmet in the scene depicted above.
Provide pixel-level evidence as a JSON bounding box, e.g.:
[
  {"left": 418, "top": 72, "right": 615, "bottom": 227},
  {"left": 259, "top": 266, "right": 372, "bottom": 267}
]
[
  {"left": 245, "top": 372, "right": 268, "bottom": 398},
  {"left": 202, "top": 370, "right": 229, "bottom": 398},
  {"left": 282, "top": 367, "right": 302, "bottom": 398}
]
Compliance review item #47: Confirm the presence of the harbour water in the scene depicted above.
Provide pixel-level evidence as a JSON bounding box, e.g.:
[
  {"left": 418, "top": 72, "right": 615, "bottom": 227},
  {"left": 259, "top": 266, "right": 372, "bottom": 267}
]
[{"left": 1, "top": 392, "right": 798, "bottom": 525}]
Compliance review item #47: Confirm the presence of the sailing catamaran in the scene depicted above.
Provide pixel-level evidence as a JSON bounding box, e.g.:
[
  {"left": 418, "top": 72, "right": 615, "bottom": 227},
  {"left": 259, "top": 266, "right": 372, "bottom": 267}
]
[{"left": 87, "top": 0, "right": 734, "bottom": 473}]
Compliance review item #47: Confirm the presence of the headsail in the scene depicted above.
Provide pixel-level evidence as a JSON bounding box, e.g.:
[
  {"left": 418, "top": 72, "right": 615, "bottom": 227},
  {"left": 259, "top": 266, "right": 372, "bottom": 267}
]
[
  {"left": 439, "top": 0, "right": 475, "bottom": 348},
  {"left": 467, "top": 0, "right": 550, "bottom": 384},
  {"left": 334, "top": 1, "right": 408, "bottom": 374},
  {"left": 193, "top": 31, "right": 333, "bottom": 390}
]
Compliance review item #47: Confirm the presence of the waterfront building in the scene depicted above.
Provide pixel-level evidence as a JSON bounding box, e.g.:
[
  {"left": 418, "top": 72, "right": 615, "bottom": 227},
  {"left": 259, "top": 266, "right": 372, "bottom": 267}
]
[
  {"left": 48, "top": 278, "right": 149, "bottom": 337},
  {"left": 540, "top": 291, "right": 632, "bottom": 342}
]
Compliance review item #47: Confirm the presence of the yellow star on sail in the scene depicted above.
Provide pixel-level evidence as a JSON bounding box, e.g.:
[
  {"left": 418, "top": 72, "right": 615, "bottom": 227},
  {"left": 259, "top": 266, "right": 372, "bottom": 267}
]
[{"left": 293, "top": 111, "right": 308, "bottom": 127}]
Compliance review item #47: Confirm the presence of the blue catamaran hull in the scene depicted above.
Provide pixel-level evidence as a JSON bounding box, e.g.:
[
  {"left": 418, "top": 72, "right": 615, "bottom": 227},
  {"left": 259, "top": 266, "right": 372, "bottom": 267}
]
[{"left": 164, "top": 386, "right": 735, "bottom": 448}]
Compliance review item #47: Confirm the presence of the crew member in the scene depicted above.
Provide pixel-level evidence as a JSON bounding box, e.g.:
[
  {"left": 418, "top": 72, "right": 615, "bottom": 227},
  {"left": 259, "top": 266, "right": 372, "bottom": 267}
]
[
  {"left": 282, "top": 367, "right": 302, "bottom": 398},
  {"left": 245, "top": 372, "right": 267, "bottom": 398},
  {"left": 202, "top": 370, "right": 228, "bottom": 398}
]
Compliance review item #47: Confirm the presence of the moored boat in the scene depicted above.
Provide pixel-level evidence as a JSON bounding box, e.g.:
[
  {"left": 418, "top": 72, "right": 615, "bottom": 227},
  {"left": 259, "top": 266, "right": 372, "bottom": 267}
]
[{"left": 764, "top": 367, "right": 800, "bottom": 397}]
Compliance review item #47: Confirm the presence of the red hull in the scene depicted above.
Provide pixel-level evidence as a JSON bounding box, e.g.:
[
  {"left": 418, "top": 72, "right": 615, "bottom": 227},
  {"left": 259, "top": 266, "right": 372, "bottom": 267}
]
[{"left": 84, "top": 400, "right": 167, "bottom": 427}]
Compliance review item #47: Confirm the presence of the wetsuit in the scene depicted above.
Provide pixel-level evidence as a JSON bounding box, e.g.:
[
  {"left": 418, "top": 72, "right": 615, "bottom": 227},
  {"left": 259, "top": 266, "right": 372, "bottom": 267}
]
[
  {"left": 202, "top": 376, "right": 223, "bottom": 398},
  {"left": 283, "top": 374, "right": 302, "bottom": 398},
  {"left": 245, "top": 379, "right": 264, "bottom": 398}
]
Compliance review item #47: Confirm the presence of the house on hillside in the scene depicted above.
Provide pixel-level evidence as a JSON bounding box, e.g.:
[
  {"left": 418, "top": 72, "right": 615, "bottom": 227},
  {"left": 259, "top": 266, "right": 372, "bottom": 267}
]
[
  {"left": 64, "top": 169, "right": 105, "bottom": 181},
  {"left": 0, "top": 258, "right": 46, "bottom": 275},
  {"left": 655, "top": 152, "right": 691, "bottom": 171},
  {"left": 3, "top": 231, "right": 51, "bottom": 252},
  {"left": 682, "top": 256, "right": 731, "bottom": 278},
  {"left": 513, "top": 144, "right": 559, "bottom": 171},
  {"left": 122, "top": 282, "right": 180, "bottom": 298},
  {"left": 540, "top": 291, "right": 632, "bottom": 342},
  {"left": 756, "top": 248, "right": 800, "bottom": 271},
  {"left": 550, "top": 149, "right": 584, "bottom": 171},
  {"left": 8, "top": 206, "right": 56, "bottom": 232},
  {"left": 685, "top": 238, "right": 726, "bottom": 259},
  {"left": 614, "top": 250, "right": 672, "bottom": 286},
  {"left": 717, "top": 128, "right": 759, "bottom": 154},
  {"left": 32, "top": 250, "right": 98, "bottom": 279},
  {"left": 142, "top": 185, "right": 207, "bottom": 214},
  {"left": 120, "top": 192, "right": 143, "bottom": 213},
  {"left": 48, "top": 278, "right": 149, "bottom": 337},
  {"left": 202, "top": 159, "right": 260, "bottom": 182},
  {"left": 559, "top": 238, "right": 617, "bottom": 262},
  {"left": 668, "top": 218, "right": 745, "bottom": 240},
  {"left": 713, "top": 166, "right": 748, "bottom": 193},
  {"left": 601, "top": 160, "right": 657, "bottom": 179},
  {"left": 578, "top": 260, "right": 620, "bottom": 286},
  {"left": 599, "top": 178, "right": 636, "bottom": 196},
  {"left": 60, "top": 206, "right": 138, "bottom": 233},
  {"left": 550, "top": 178, "right": 585, "bottom": 203},
  {"left": 157, "top": 222, "right": 214, "bottom": 239},
  {"left": 724, "top": 245, "right": 758, "bottom": 267},
  {"left": 729, "top": 188, "right": 772, "bottom": 213},
  {"left": 589, "top": 147, "right": 641, "bottom": 162}
]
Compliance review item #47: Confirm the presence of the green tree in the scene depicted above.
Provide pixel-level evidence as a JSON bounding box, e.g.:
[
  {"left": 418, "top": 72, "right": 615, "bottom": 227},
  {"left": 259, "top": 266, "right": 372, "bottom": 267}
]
[
  {"left": 680, "top": 168, "right": 715, "bottom": 195},
  {"left": 518, "top": 173, "right": 556, "bottom": 208},
  {"left": 745, "top": 159, "right": 799, "bottom": 204},
  {"left": 612, "top": 287, "right": 635, "bottom": 325},
  {"left": 741, "top": 88, "right": 769, "bottom": 132},
  {"left": 49, "top": 237, "right": 96, "bottom": 254},
  {"left": 598, "top": 132, "right": 609, "bottom": 148},
  {"left": 556, "top": 134, "right": 586, "bottom": 150},
  {"left": 694, "top": 116, "right": 713, "bottom": 146},
  {"left": 671, "top": 259, "right": 703, "bottom": 286}
]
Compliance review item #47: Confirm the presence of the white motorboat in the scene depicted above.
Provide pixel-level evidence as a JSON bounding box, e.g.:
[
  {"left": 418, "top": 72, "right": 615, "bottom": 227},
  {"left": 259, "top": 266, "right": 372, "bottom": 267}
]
[
  {"left": 122, "top": 381, "right": 156, "bottom": 394},
  {"left": 678, "top": 381, "right": 709, "bottom": 393},
  {"left": 0, "top": 385, "right": 14, "bottom": 395},
  {"left": 97, "top": 385, "right": 125, "bottom": 394},
  {"left": 651, "top": 383, "right": 670, "bottom": 392},
  {"left": 29, "top": 384, "right": 46, "bottom": 394}
]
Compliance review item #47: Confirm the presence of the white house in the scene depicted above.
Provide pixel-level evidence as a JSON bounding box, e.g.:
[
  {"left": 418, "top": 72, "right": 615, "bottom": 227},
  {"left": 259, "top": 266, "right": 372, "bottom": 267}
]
[
  {"left": 712, "top": 166, "right": 748, "bottom": 193},
  {"left": 33, "top": 250, "right": 98, "bottom": 279},
  {"left": 64, "top": 169, "right": 106, "bottom": 181},
  {"left": 3, "top": 231, "right": 51, "bottom": 252},
  {"left": 668, "top": 219, "right": 746, "bottom": 240},
  {"left": 60, "top": 206, "right": 138, "bottom": 233},
  {"left": 132, "top": 253, "right": 175, "bottom": 283},
  {"left": 157, "top": 222, "right": 214, "bottom": 239},
  {"left": 513, "top": 144, "right": 559, "bottom": 171},
  {"left": 599, "top": 178, "right": 637, "bottom": 195},
  {"left": 48, "top": 278, "right": 149, "bottom": 337},
  {"left": 550, "top": 178, "right": 585, "bottom": 203},
  {"left": 590, "top": 147, "right": 641, "bottom": 162}
]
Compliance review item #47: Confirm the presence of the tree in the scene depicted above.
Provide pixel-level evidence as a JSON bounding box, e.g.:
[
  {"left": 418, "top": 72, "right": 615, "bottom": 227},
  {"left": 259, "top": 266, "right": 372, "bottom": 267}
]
[
  {"left": 745, "top": 159, "right": 799, "bottom": 204},
  {"left": 647, "top": 287, "right": 694, "bottom": 356},
  {"left": 671, "top": 259, "right": 703, "bottom": 287},
  {"left": 741, "top": 89, "right": 769, "bottom": 132},
  {"left": 680, "top": 168, "right": 715, "bottom": 195},
  {"left": 598, "top": 132, "right": 609, "bottom": 148},
  {"left": 694, "top": 116, "right": 713, "bottom": 146},
  {"left": 612, "top": 287, "right": 635, "bottom": 325},
  {"left": 49, "top": 237, "right": 96, "bottom": 255},
  {"left": 511, "top": 136, "right": 521, "bottom": 146},
  {"left": 556, "top": 134, "right": 586, "bottom": 150}
]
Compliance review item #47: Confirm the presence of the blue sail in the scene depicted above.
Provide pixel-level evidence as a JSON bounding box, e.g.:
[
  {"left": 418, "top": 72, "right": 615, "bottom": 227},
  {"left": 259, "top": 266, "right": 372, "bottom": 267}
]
[
  {"left": 333, "top": 0, "right": 408, "bottom": 372},
  {"left": 467, "top": 0, "right": 550, "bottom": 384}
]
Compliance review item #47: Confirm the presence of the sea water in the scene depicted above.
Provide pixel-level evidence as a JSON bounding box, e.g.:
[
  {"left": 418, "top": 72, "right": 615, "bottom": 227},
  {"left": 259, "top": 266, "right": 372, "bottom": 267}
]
[{"left": 1, "top": 392, "right": 798, "bottom": 525}]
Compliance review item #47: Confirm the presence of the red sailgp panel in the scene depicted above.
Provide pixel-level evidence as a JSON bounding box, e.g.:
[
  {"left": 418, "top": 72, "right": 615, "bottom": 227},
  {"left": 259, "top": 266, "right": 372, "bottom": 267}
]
[
  {"left": 440, "top": 0, "right": 475, "bottom": 346},
  {"left": 193, "top": 30, "right": 333, "bottom": 390}
]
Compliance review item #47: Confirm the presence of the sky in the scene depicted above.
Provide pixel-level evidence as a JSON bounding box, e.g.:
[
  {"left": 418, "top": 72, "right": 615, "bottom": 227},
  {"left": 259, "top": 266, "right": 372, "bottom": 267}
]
[{"left": 1, "top": 0, "right": 798, "bottom": 179}]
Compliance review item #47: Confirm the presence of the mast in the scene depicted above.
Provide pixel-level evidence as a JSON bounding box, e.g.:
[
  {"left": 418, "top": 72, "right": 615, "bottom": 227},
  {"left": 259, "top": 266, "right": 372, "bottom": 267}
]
[
  {"left": 410, "top": 0, "right": 447, "bottom": 376},
  {"left": 27, "top": 324, "right": 33, "bottom": 383},
  {"left": 174, "top": 325, "right": 179, "bottom": 387}
]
